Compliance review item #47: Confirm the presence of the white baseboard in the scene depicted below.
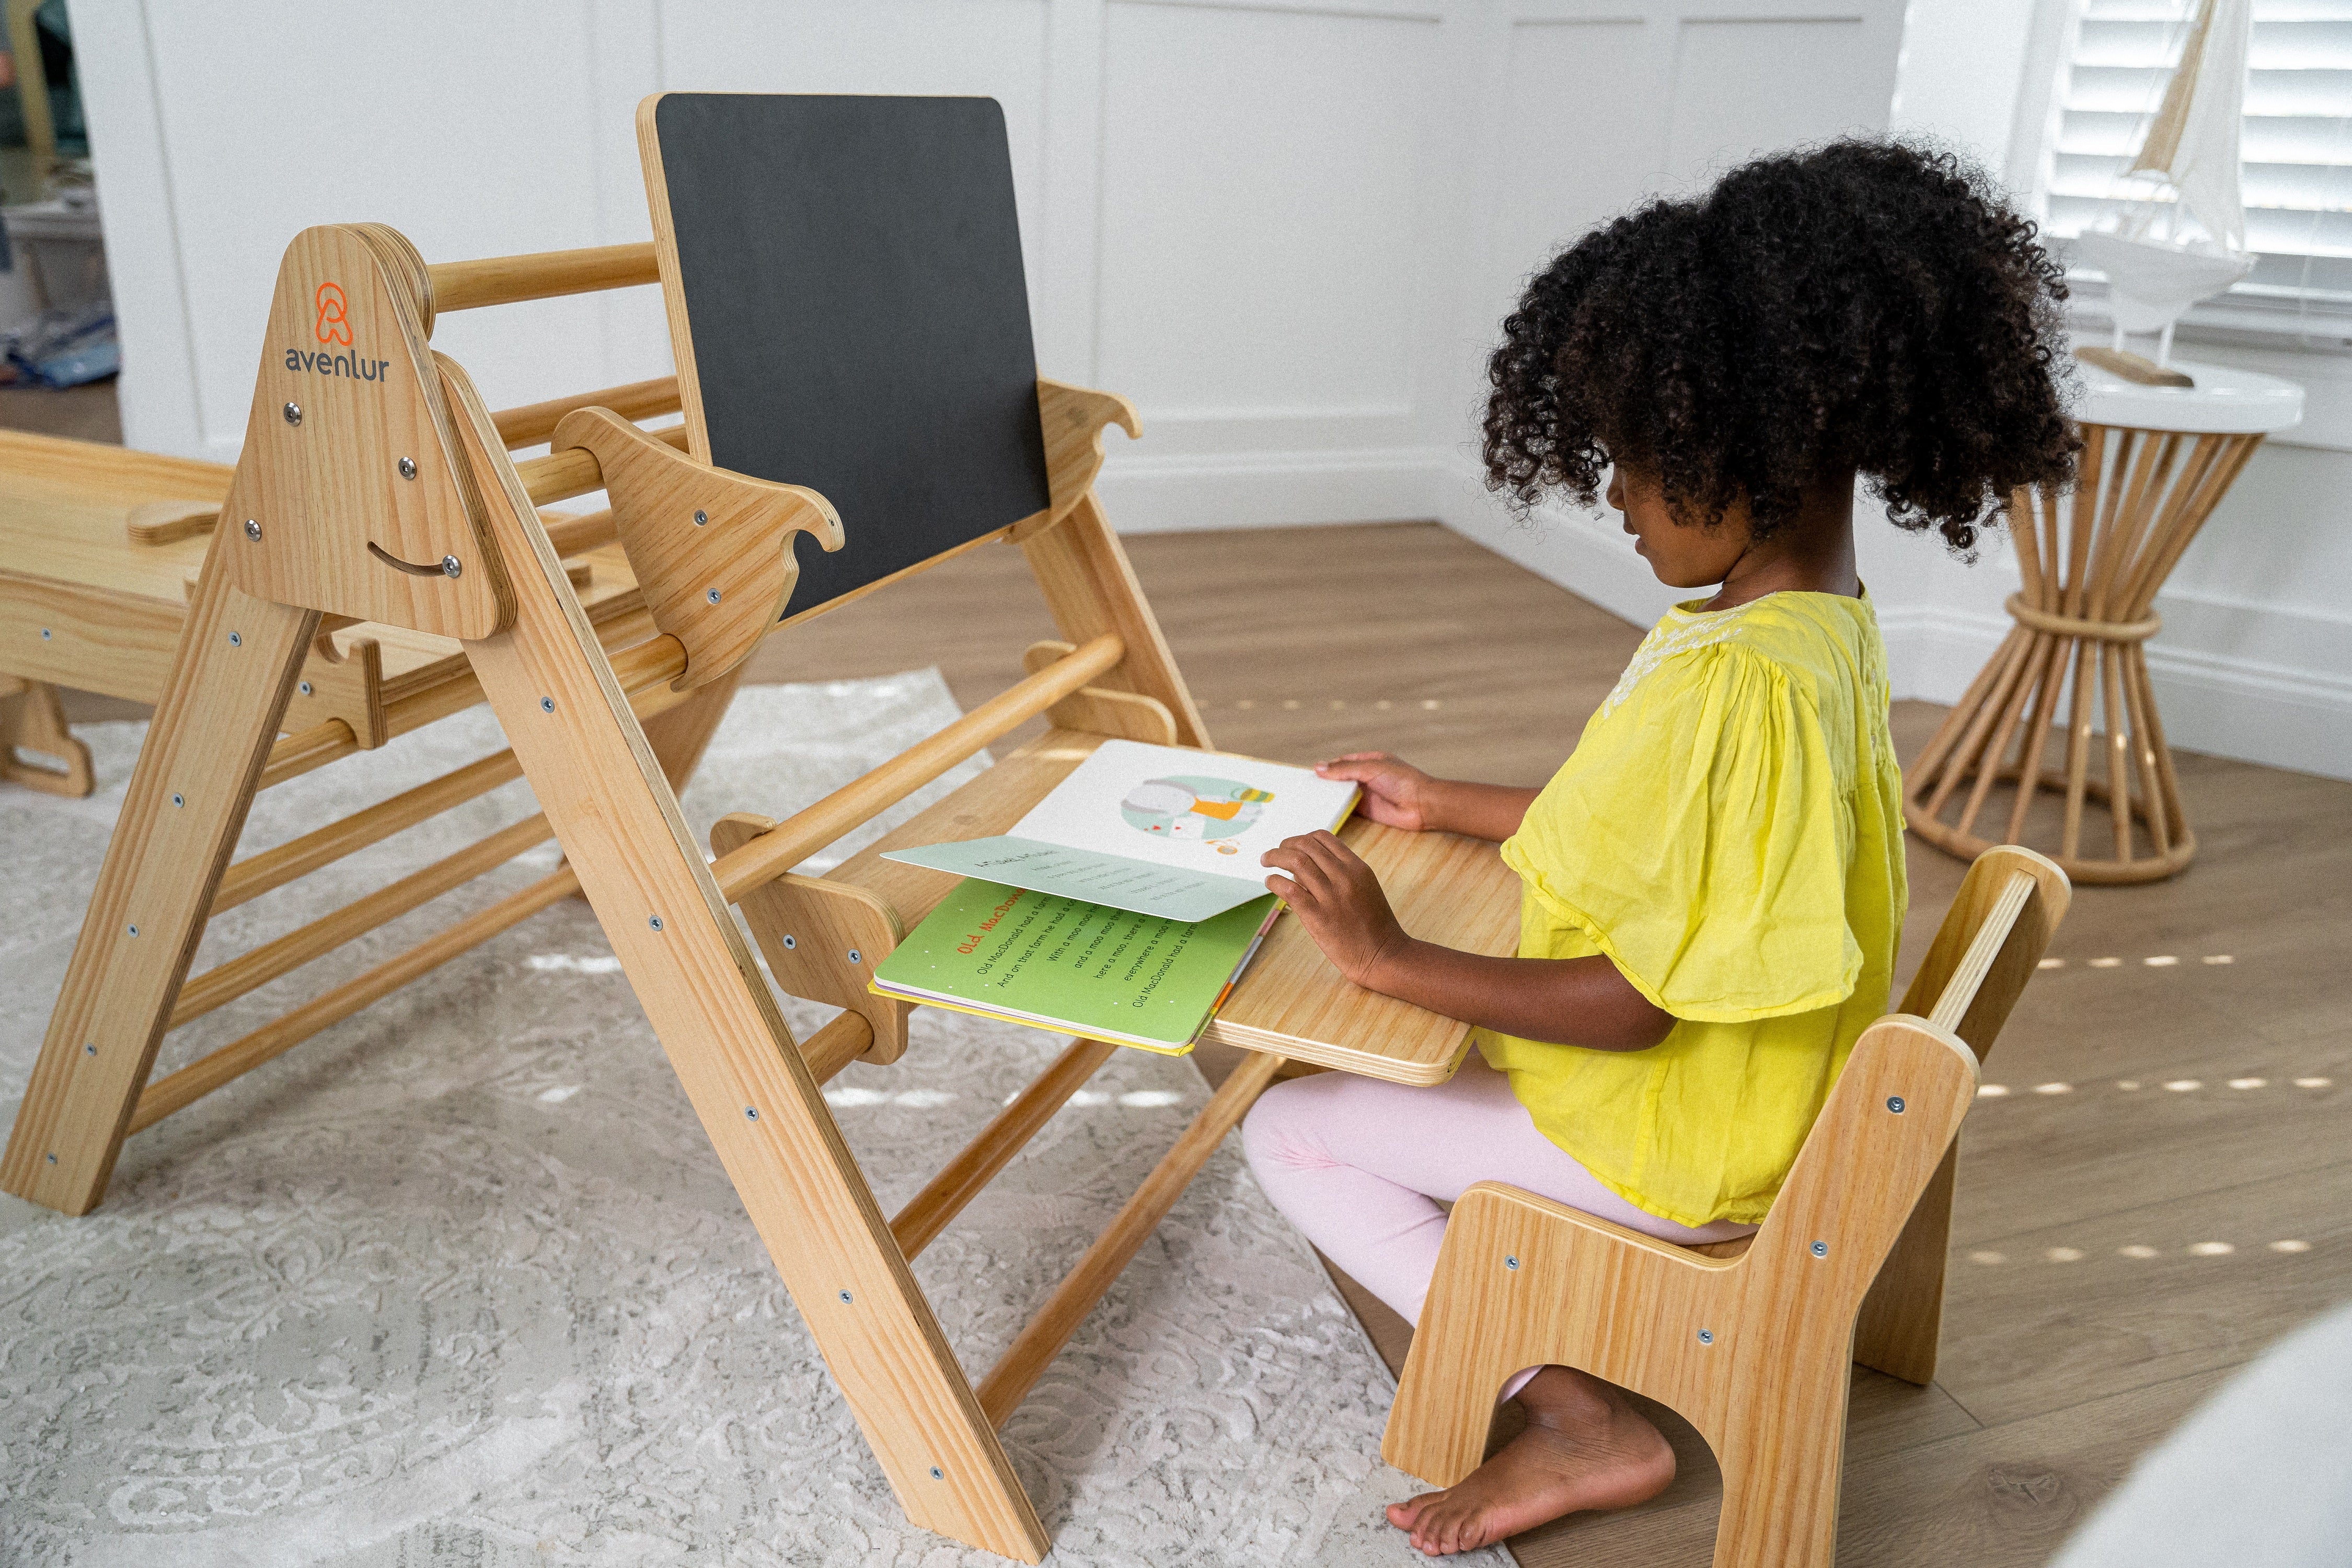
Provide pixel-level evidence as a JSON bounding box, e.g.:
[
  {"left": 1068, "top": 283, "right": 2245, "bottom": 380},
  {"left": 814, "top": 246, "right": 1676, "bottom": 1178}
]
[
  {"left": 1097, "top": 446, "right": 1446, "bottom": 533},
  {"left": 1427, "top": 456, "right": 2352, "bottom": 782}
]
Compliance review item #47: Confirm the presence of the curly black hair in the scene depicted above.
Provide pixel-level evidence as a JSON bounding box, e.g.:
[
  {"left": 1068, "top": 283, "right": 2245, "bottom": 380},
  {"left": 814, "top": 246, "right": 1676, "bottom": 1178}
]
[{"left": 1482, "top": 139, "right": 2078, "bottom": 555}]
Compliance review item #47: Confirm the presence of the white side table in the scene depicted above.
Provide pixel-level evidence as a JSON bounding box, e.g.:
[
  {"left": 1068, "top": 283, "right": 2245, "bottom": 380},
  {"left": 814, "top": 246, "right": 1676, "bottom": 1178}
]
[{"left": 1903, "top": 359, "right": 2303, "bottom": 884}]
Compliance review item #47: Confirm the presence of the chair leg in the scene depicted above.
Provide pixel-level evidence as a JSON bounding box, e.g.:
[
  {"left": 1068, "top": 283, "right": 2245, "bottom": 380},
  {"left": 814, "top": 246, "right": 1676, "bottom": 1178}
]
[
  {"left": 1711, "top": 1350, "right": 1851, "bottom": 1568},
  {"left": 1852, "top": 1146, "right": 1956, "bottom": 1385}
]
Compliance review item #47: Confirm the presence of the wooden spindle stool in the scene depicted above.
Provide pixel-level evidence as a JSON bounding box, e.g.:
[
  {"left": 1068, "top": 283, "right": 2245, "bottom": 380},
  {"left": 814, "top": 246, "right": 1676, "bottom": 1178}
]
[{"left": 1904, "top": 358, "right": 2301, "bottom": 884}]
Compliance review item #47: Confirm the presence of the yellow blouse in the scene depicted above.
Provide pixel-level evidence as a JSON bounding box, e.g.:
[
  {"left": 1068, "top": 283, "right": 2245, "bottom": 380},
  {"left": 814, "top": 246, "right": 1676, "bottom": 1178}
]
[{"left": 1475, "top": 591, "right": 1906, "bottom": 1228}]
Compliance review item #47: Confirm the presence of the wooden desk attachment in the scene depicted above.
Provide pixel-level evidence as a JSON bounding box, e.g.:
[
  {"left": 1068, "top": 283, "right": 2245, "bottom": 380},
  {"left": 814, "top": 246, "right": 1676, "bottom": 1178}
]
[{"left": 5, "top": 95, "right": 1509, "bottom": 1564}]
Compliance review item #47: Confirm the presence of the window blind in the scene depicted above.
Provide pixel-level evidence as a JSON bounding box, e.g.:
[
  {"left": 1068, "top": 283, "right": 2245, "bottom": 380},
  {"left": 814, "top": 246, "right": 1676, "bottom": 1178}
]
[{"left": 2049, "top": 0, "right": 2352, "bottom": 340}]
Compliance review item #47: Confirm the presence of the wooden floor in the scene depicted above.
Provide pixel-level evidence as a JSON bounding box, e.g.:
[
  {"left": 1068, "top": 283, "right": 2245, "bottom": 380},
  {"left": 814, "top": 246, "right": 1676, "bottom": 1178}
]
[
  {"left": 751, "top": 523, "right": 2352, "bottom": 1567},
  {"left": 37, "top": 516, "right": 2352, "bottom": 1564}
]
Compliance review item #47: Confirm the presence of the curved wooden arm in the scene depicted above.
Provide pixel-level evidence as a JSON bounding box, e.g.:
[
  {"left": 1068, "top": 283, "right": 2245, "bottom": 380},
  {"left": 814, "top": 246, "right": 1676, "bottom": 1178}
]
[
  {"left": 1013, "top": 377, "right": 1140, "bottom": 541},
  {"left": 552, "top": 406, "right": 844, "bottom": 690}
]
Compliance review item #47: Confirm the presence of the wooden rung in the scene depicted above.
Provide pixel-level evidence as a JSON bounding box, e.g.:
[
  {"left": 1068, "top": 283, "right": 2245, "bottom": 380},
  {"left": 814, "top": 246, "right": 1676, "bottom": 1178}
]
[
  {"left": 893, "top": 1037, "right": 1119, "bottom": 1261},
  {"left": 426, "top": 243, "right": 660, "bottom": 314},
  {"left": 542, "top": 508, "right": 617, "bottom": 558},
  {"left": 712, "top": 632, "right": 1126, "bottom": 902},
  {"left": 516, "top": 424, "right": 691, "bottom": 508},
  {"left": 257, "top": 634, "right": 687, "bottom": 791},
  {"left": 171, "top": 812, "right": 554, "bottom": 1030},
  {"left": 494, "top": 376, "right": 682, "bottom": 449},
  {"left": 216, "top": 748, "right": 525, "bottom": 914},
  {"left": 1928, "top": 871, "right": 2036, "bottom": 1037},
  {"left": 975, "top": 1051, "right": 1284, "bottom": 1427},
  {"left": 130, "top": 867, "right": 580, "bottom": 1134},
  {"left": 803, "top": 1010, "right": 875, "bottom": 1085},
  {"left": 260, "top": 720, "right": 359, "bottom": 791}
]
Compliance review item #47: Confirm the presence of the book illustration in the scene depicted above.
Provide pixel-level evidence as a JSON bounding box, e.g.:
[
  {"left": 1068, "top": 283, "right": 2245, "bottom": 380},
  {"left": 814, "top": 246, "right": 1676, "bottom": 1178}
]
[
  {"left": 880, "top": 740, "right": 1357, "bottom": 923},
  {"left": 1121, "top": 776, "right": 1275, "bottom": 854}
]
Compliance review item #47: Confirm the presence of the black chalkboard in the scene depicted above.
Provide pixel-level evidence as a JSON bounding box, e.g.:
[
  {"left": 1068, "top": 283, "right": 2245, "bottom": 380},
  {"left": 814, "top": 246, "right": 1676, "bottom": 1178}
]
[{"left": 648, "top": 94, "right": 1052, "bottom": 613}]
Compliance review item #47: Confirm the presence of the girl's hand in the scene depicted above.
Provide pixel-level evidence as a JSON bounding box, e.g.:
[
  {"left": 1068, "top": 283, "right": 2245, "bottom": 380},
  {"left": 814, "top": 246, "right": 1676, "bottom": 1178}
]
[
  {"left": 1262, "top": 830, "right": 1411, "bottom": 988},
  {"left": 1316, "top": 752, "right": 1441, "bottom": 832}
]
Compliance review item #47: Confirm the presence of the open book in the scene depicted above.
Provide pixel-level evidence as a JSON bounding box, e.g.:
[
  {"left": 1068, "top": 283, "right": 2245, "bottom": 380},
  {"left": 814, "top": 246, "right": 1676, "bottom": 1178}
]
[{"left": 880, "top": 740, "right": 1359, "bottom": 922}]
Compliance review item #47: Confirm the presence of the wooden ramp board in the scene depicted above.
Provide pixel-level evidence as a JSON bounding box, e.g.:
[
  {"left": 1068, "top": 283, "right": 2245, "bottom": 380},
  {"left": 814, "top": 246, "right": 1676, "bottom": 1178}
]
[{"left": 641, "top": 94, "right": 1052, "bottom": 617}]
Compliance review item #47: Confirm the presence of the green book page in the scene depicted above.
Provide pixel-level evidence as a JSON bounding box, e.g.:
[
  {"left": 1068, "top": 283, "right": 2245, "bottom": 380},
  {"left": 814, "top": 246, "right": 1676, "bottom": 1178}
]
[{"left": 872, "top": 879, "right": 1277, "bottom": 1051}]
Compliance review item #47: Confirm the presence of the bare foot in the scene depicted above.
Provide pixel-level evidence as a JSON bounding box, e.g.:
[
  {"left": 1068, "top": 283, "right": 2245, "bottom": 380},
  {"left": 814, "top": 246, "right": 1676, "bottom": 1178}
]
[{"left": 1385, "top": 1366, "right": 1675, "bottom": 1555}]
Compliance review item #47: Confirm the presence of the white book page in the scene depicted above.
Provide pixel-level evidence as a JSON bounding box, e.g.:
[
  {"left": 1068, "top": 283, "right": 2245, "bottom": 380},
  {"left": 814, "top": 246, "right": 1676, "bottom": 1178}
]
[{"left": 1009, "top": 740, "right": 1357, "bottom": 880}]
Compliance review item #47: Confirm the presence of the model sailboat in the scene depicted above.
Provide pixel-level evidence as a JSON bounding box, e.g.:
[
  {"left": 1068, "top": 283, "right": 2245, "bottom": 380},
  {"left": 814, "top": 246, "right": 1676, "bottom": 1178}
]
[{"left": 2072, "top": 0, "right": 2254, "bottom": 368}]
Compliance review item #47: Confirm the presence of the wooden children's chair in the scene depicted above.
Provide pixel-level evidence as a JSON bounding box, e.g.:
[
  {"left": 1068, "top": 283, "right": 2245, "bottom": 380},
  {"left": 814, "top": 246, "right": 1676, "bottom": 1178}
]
[{"left": 1382, "top": 845, "right": 2071, "bottom": 1567}]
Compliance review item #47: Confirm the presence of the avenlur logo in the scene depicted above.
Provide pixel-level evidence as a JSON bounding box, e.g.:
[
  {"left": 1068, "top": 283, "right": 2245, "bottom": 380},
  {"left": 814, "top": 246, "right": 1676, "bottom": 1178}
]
[{"left": 314, "top": 281, "right": 352, "bottom": 345}]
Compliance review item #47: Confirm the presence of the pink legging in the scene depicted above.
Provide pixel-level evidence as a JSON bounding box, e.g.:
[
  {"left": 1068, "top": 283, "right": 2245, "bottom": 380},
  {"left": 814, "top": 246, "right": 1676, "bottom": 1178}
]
[{"left": 1241, "top": 1052, "right": 1755, "bottom": 1398}]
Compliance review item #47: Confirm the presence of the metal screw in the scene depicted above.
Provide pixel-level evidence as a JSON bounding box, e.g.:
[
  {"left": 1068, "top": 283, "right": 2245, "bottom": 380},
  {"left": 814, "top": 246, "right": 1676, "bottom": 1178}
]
[
  {"left": 84, "top": 1043, "right": 96, "bottom": 1056},
  {"left": 299, "top": 681, "right": 314, "bottom": 696},
  {"left": 170, "top": 793, "right": 184, "bottom": 808},
  {"left": 126, "top": 924, "right": 139, "bottom": 937},
  {"left": 228, "top": 631, "right": 243, "bottom": 647},
  {"left": 243, "top": 518, "right": 262, "bottom": 540},
  {"left": 283, "top": 401, "right": 302, "bottom": 426},
  {"left": 1504, "top": 1255, "right": 1520, "bottom": 1270},
  {"left": 693, "top": 509, "right": 708, "bottom": 526},
  {"left": 540, "top": 696, "right": 556, "bottom": 713},
  {"left": 440, "top": 555, "right": 463, "bottom": 579},
  {"left": 930, "top": 1467, "right": 944, "bottom": 1481},
  {"left": 1698, "top": 1328, "right": 1715, "bottom": 1345},
  {"left": 745, "top": 1107, "right": 759, "bottom": 1121},
  {"left": 41, "top": 627, "right": 51, "bottom": 639},
  {"left": 782, "top": 934, "right": 797, "bottom": 950},
  {"left": 847, "top": 949, "right": 862, "bottom": 965},
  {"left": 838, "top": 1290, "right": 854, "bottom": 1304},
  {"left": 46, "top": 1152, "right": 56, "bottom": 1164},
  {"left": 706, "top": 587, "right": 721, "bottom": 605},
  {"left": 1811, "top": 1240, "right": 1829, "bottom": 1258},
  {"left": 398, "top": 456, "right": 417, "bottom": 480},
  {"left": 649, "top": 916, "right": 665, "bottom": 932},
  {"left": 1886, "top": 1096, "right": 1907, "bottom": 1114}
]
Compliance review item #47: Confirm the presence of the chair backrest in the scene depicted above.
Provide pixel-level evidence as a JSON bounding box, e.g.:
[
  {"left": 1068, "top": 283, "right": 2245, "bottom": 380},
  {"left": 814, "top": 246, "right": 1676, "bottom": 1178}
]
[
  {"left": 1747, "top": 846, "right": 2070, "bottom": 1287},
  {"left": 641, "top": 93, "right": 1052, "bottom": 618},
  {"left": 1896, "top": 845, "right": 2071, "bottom": 1063}
]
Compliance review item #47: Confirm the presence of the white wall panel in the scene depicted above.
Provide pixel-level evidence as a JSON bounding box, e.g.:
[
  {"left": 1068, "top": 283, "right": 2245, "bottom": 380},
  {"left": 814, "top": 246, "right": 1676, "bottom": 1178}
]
[
  {"left": 139, "top": 3, "right": 628, "bottom": 448},
  {"left": 1094, "top": 2, "right": 1433, "bottom": 435},
  {"left": 1665, "top": 17, "right": 1882, "bottom": 175},
  {"left": 653, "top": 0, "right": 1055, "bottom": 313}
]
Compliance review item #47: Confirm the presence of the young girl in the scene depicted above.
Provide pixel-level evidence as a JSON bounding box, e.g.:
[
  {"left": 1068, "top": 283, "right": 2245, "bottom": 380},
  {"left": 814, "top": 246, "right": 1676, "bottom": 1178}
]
[{"left": 1242, "top": 140, "right": 2078, "bottom": 1556}]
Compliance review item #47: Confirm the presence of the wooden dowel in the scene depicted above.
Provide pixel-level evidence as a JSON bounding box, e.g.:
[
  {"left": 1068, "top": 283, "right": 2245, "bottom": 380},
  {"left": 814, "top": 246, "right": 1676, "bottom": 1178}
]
[
  {"left": 260, "top": 720, "right": 359, "bottom": 791},
  {"left": 543, "top": 508, "right": 617, "bottom": 558},
  {"left": 803, "top": 1010, "right": 876, "bottom": 1085},
  {"left": 2119, "top": 649, "right": 2172, "bottom": 857},
  {"left": 493, "top": 376, "right": 681, "bottom": 448},
  {"left": 215, "top": 748, "right": 526, "bottom": 914},
  {"left": 2003, "top": 634, "right": 2065, "bottom": 845},
  {"left": 516, "top": 424, "right": 691, "bottom": 508},
  {"left": 892, "top": 1038, "right": 1119, "bottom": 1262},
  {"left": 426, "top": 242, "right": 659, "bottom": 313},
  {"left": 2100, "top": 642, "right": 2135, "bottom": 862},
  {"left": 2059, "top": 638, "right": 2097, "bottom": 861},
  {"left": 2063, "top": 425, "right": 2108, "bottom": 618},
  {"left": 976, "top": 1051, "right": 1284, "bottom": 1427},
  {"left": 711, "top": 633, "right": 1126, "bottom": 901},
  {"left": 131, "top": 867, "right": 580, "bottom": 1134},
  {"left": 171, "top": 812, "right": 554, "bottom": 1030},
  {"left": 2007, "top": 487, "right": 2045, "bottom": 611},
  {"left": 1954, "top": 632, "right": 2051, "bottom": 843},
  {"left": 1921, "top": 628, "right": 2030, "bottom": 821}
]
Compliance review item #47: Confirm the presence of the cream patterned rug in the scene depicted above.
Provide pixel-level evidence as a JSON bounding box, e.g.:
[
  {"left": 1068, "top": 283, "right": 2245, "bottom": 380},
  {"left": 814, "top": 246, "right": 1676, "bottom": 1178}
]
[{"left": 0, "top": 672, "right": 1504, "bottom": 1567}]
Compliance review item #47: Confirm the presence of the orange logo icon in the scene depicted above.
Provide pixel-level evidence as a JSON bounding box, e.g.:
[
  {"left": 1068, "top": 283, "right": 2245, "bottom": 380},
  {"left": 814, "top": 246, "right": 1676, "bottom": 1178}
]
[{"left": 314, "top": 282, "right": 352, "bottom": 345}]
